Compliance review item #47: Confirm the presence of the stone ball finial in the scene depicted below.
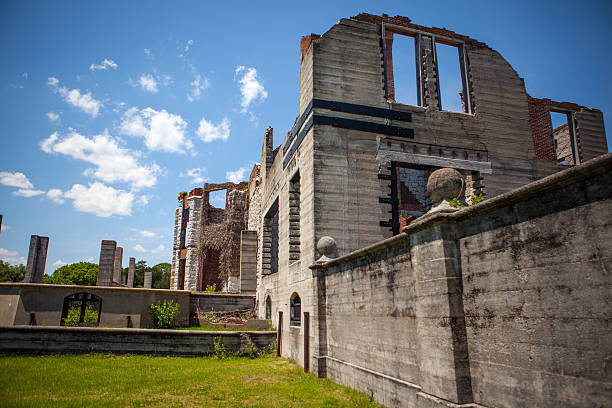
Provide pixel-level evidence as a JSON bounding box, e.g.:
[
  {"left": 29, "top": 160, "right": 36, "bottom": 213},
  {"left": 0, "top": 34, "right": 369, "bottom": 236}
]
[
  {"left": 426, "top": 168, "right": 464, "bottom": 203},
  {"left": 317, "top": 236, "right": 338, "bottom": 259}
]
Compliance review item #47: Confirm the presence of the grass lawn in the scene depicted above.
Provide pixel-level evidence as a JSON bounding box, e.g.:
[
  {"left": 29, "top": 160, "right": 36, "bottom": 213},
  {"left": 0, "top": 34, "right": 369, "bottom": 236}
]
[{"left": 0, "top": 354, "right": 382, "bottom": 407}]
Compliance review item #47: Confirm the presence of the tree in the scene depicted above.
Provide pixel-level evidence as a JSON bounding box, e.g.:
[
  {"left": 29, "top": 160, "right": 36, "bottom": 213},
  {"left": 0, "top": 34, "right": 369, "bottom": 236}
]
[
  {"left": 132, "top": 260, "right": 171, "bottom": 289},
  {"left": 0, "top": 261, "right": 25, "bottom": 282},
  {"left": 45, "top": 262, "right": 98, "bottom": 286}
]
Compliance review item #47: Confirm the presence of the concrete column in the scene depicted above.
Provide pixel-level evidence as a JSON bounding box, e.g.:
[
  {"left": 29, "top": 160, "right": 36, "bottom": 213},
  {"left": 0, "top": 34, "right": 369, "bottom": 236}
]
[
  {"left": 113, "top": 247, "right": 123, "bottom": 284},
  {"left": 24, "top": 235, "right": 49, "bottom": 283},
  {"left": 97, "top": 240, "right": 116, "bottom": 286},
  {"left": 419, "top": 35, "right": 441, "bottom": 110},
  {"left": 184, "top": 195, "right": 202, "bottom": 291},
  {"left": 127, "top": 257, "right": 135, "bottom": 287},
  {"left": 143, "top": 271, "right": 152, "bottom": 289},
  {"left": 410, "top": 224, "right": 473, "bottom": 405},
  {"left": 170, "top": 203, "right": 184, "bottom": 290}
]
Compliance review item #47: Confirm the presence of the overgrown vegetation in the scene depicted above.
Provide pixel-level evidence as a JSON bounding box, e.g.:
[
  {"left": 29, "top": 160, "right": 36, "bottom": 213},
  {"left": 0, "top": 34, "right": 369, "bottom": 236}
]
[
  {"left": 449, "top": 193, "right": 485, "bottom": 208},
  {"left": 205, "top": 283, "right": 216, "bottom": 293},
  {"left": 128, "top": 261, "right": 171, "bottom": 289},
  {"left": 0, "top": 354, "right": 382, "bottom": 407},
  {"left": 178, "top": 191, "right": 187, "bottom": 200},
  {"left": 149, "top": 300, "right": 179, "bottom": 329},
  {"left": 63, "top": 305, "right": 99, "bottom": 327}
]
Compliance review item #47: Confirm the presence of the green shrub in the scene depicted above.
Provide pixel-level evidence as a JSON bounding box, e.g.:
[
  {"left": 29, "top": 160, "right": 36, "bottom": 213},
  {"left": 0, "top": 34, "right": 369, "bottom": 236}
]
[
  {"left": 150, "top": 300, "right": 179, "bottom": 329},
  {"left": 83, "top": 305, "right": 99, "bottom": 324},
  {"left": 205, "top": 283, "right": 216, "bottom": 293},
  {"left": 213, "top": 337, "right": 230, "bottom": 359},
  {"left": 449, "top": 193, "right": 485, "bottom": 208},
  {"left": 63, "top": 307, "right": 81, "bottom": 327}
]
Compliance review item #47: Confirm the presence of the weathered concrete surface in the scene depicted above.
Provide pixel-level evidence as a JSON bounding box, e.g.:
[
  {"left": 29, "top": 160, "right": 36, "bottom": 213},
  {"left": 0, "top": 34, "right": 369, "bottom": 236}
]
[
  {"left": 96, "top": 240, "right": 116, "bottom": 286},
  {"left": 113, "top": 247, "right": 123, "bottom": 284},
  {"left": 24, "top": 235, "right": 49, "bottom": 283},
  {"left": 0, "top": 283, "right": 190, "bottom": 328},
  {"left": 309, "top": 153, "right": 612, "bottom": 407},
  {"left": 127, "top": 257, "right": 135, "bottom": 287},
  {"left": 0, "top": 325, "right": 276, "bottom": 357},
  {"left": 240, "top": 230, "right": 258, "bottom": 294},
  {"left": 189, "top": 293, "right": 255, "bottom": 318},
  {"left": 143, "top": 271, "right": 152, "bottom": 289}
]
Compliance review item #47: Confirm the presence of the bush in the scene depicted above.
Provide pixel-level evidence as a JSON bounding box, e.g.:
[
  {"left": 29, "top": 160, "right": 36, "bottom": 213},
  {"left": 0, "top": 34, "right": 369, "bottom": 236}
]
[
  {"left": 63, "top": 305, "right": 98, "bottom": 327},
  {"left": 150, "top": 300, "right": 179, "bottom": 329},
  {"left": 205, "top": 283, "right": 216, "bottom": 293}
]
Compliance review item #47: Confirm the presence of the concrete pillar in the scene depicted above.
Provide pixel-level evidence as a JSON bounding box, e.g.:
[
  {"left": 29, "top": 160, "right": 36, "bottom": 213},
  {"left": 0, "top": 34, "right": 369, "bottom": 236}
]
[
  {"left": 239, "top": 230, "right": 258, "bottom": 294},
  {"left": 410, "top": 224, "right": 473, "bottom": 405},
  {"left": 184, "top": 194, "right": 202, "bottom": 291},
  {"left": 24, "top": 235, "right": 49, "bottom": 283},
  {"left": 97, "top": 240, "right": 116, "bottom": 286},
  {"left": 127, "top": 257, "right": 135, "bottom": 287},
  {"left": 143, "top": 271, "right": 152, "bottom": 289},
  {"left": 419, "top": 35, "right": 441, "bottom": 110},
  {"left": 113, "top": 246, "right": 123, "bottom": 284}
]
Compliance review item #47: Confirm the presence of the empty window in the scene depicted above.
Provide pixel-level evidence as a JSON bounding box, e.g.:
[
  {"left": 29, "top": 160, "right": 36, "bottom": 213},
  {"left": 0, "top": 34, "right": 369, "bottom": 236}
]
[
  {"left": 60, "top": 293, "right": 102, "bottom": 327},
  {"left": 290, "top": 293, "right": 301, "bottom": 326},
  {"left": 435, "top": 42, "right": 464, "bottom": 112},
  {"left": 263, "top": 199, "right": 279, "bottom": 275},
  {"left": 389, "top": 32, "right": 419, "bottom": 105},
  {"left": 550, "top": 111, "right": 575, "bottom": 165},
  {"left": 265, "top": 296, "right": 272, "bottom": 320},
  {"left": 209, "top": 189, "right": 226, "bottom": 209}
]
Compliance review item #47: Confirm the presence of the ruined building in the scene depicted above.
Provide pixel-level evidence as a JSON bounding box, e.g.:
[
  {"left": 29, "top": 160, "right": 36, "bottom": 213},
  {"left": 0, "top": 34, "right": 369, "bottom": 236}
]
[
  {"left": 237, "top": 13, "right": 609, "bottom": 408},
  {"left": 170, "top": 182, "right": 249, "bottom": 291}
]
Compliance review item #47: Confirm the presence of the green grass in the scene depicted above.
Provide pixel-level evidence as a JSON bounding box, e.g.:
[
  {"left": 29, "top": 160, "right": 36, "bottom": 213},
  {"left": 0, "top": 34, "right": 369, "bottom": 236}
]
[{"left": 0, "top": 354, "right": 382, "bottom": 407}]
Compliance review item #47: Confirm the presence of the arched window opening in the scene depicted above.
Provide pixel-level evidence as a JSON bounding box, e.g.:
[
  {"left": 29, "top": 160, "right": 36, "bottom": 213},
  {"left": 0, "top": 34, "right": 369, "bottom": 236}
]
[
  {"left": 265, "top": 296, "right": 272, "bottom": 321},
  {"left": 290, "top": 293, "right": 301, "bottom": 326},
  {"left": 60, "top": 293, "right": 102, "bottom": 327}
]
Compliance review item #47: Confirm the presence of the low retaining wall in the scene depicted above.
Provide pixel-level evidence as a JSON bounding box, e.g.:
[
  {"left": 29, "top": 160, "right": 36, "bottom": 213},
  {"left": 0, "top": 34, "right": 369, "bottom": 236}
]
[
  {"left": 190, "top": 293, "right": 255, "bottom": 315},
  {"left": 0, "top": 326, "right": 276, "bottom": 357}
]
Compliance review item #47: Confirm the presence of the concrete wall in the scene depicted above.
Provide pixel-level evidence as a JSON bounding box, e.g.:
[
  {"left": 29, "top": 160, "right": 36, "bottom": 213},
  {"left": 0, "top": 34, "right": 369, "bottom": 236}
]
[
  {"left": 240, "top": 230, "right": 257, "bottom": 294},
  {"left": 309, "top": 153, "right": 612, "bottom": 408},
  {"left": 0, "top": 284, "right": 190, "bottom": 328},
  {"left": 189, "top": 293, "right": 255, "bottom": 316},
  {"left": 0, "top": 325, "right": 276, "bottom": 357}
]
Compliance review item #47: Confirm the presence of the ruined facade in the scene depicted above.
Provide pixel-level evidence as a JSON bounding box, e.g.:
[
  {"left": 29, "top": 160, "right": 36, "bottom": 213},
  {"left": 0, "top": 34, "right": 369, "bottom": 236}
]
[
  {"left": 237, "top": 13, "right": 609, "bottom": 408},
  {"left": 170, "top": 182, "right": 249, "bottom": 291}
]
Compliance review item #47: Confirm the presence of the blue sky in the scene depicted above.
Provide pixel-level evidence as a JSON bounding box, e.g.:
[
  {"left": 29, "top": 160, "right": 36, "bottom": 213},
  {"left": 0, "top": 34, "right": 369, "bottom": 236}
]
[{"left": 1, "top": 1, "right": 610, "bottom": 271}]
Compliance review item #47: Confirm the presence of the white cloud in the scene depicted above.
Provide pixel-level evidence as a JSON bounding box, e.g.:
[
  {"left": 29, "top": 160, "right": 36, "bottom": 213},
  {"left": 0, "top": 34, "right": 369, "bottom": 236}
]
[
  {"left": 1, "top": 224, "right": 12, "bottom": 233},
  {"left": 47, "top": 188, "right": 65, "bottom": 204},
  {"left": 144, "top": 48, "right": 152, "bottom": 57},
  {"left": 120, "top": 107, "right": 192, "bottom": 153},
  {"left": 132, "top": 243, "right": 165, "bottom": 254},
  {"left": 140, "top": 230, "right": 156, "bottom": 238},
  {"left": 22, "top": 72, "right": 29, "bottom": 80},
  {"left": 235, "top": 66, "right": 268, "bottom": 113},
  {"left": 49, "top": 78, "right": 102, "bottom": 117},
  {"left": 47, "top": 111, "right": 60, "bottom": 122},
  {"left": 187, "top": 74, "right": 210, "bottom": 102},
  {"left": 138, "top": 74, "right": 158, "bottom": 93},
  {"left": 180, "top": 167, "right": 207, "bottom": 184},
  {"left": 13, "top": 189, "right": 44, "bottom": 198},
  {"left": 197, "top": 117, "right": 230, "bottom": 143},
  {"left": 40, "top": 130, "right": 160, "bottom": 190},
  {"left": 133, "top": 244, "right": 147, "bottom": 252},
  {"left": 226, "top": 167, "right": 247, "bottom": 183},
  {"left": 48, "top": 78, "right": 102, "bottom": 118},
  {"left": 64, "top": 182, "right": 134, "bottom": 217},
  {"left": 0, "top": 171, "right": 34, "bottom": 189},
  {"left": 137, "top": 195, "right": 150, "bottom": 206},
  {"left": 52, "top": 259, "right": 68, "bottom": 267},
  {"left": 89, "top": 59, "right": 118, "bottom": 71},
  {"left": 184, "top": 39, "right": 194, "bottom": 52},
  {"left": 84, "top": 257, "right": 94, "bottom": 263},
  {"left": 151, "top": 244, "right": 165, "bottom": 254},
  {"left": 0, "top": 248, "right": 18, "bottom": 257}
]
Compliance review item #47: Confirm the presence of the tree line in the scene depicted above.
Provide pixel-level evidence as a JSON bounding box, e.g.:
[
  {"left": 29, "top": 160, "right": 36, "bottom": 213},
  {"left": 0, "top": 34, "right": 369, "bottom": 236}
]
[{"left": 0, "top": 260, "right": 170, "bottom": 289}]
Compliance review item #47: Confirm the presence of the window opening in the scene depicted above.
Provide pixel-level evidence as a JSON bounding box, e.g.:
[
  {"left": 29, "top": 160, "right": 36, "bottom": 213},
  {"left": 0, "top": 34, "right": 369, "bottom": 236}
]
[
  {"left": 396, "top": 165, "right": 433, "bottom": 229},
  {"left": 389, "top": 32, "right": 419, "bottom": 106},
  {"left": 60, "top": 292, "right": 102, "bottom": 327},
  {"left": 265, "top": 296, "right": 272, "bottom": 320},
  {"left": 289, "top": 172, "right": 300, "bottom": 262},
  {"left": 435, "top": 42, "right": 464, "bottom": 112},
  {"left": 550, "top": 111, "right": 574, "bottom": 165},
  {"left": 263, "top": 199, "right": 279, "bottom": 275},
  {"left": 209, "top": 189, "right": 226, "bottom": 209},
  {"left": 290, "top": 293, "right": 301, "bottom": 326}
]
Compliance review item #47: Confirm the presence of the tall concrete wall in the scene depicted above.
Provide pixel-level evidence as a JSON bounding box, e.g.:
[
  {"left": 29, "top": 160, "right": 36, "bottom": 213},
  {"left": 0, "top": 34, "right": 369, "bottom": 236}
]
[
  {"left": 96, "top": 240, "right": 116, "bottom": 286},
  {"left": 24, "top": 235, "right": 49, "bottom": 283},
  {"left": 309, "top": 153, "right": 612, "bottom": 408}
]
